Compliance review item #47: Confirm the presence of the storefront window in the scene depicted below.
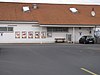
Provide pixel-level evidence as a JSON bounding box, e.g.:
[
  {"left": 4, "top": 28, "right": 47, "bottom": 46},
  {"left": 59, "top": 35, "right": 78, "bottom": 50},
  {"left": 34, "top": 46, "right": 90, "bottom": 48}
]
[
  {"left": 8, "top": 27, "right": 13, "bottom": 31},
  {"left": 47, "top": 27, "right": 68, "bottom": 32},
  {"left": 0, "top": 27, "right": 13, "bottom": 32},
  {"left": 0, "top": 27, "right": 7, "bottom": 31}
]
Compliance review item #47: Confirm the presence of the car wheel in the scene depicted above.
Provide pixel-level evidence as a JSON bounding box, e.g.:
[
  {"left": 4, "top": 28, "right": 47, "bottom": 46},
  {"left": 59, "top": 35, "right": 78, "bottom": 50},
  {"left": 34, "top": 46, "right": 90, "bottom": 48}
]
[
  {"left": 92, "top": 42, "right": 94, "bottom": 44},
  {"left": 83, "top": 41, "right": 86, "bottom": 44}
]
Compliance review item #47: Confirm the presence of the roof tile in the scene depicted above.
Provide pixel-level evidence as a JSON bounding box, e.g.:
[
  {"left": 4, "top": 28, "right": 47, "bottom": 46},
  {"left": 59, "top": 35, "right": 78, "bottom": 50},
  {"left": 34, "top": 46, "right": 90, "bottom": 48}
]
[{"left": 0, "top": 2, "right": 100, "bottom": 25}]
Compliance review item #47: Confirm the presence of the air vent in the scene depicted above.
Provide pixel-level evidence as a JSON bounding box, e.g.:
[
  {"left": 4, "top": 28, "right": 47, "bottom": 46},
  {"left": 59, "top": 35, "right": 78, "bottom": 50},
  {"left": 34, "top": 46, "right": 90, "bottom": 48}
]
[
  {"left": 69, "top": 8, "right": 78, "bottom": 13},
  {"left": 22, "top": 6, "right": 30, "bottom": 12},
  {"left": 32, "top": 4, "right": 38, "bottom": 9}
]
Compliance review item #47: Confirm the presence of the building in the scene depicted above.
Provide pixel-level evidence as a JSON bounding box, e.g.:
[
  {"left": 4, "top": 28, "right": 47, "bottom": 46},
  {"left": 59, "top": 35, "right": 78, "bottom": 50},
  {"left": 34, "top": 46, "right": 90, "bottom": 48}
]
[{"left": 0, "top": 2, "right": 100, "bottom": 43}]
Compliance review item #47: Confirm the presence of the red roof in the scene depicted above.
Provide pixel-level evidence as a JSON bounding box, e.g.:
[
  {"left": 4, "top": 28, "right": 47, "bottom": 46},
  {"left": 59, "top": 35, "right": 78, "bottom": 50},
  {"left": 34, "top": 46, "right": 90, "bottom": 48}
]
[{"left": 0, "top": 2, "right": 100, "bottom": 25}]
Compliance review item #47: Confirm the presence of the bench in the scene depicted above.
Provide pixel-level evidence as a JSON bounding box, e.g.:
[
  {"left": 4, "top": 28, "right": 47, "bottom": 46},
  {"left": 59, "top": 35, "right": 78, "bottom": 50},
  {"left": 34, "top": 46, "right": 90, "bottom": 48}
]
[{"left": 55, "top": 38, "right": 65, "bottom": 43}]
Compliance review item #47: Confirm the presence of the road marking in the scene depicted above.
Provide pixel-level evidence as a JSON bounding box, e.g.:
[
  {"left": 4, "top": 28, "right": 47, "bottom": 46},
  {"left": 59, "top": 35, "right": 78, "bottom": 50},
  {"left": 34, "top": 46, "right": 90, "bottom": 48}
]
[{"left": 81, "top": 68, "right": 98, "bottom": 75}]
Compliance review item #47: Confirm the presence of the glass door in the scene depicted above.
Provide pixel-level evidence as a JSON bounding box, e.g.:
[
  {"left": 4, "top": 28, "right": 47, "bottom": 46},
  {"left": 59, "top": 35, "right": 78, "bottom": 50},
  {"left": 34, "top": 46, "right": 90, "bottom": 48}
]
[{"left": 66, "top": 34, "right": 72, "bottom": 43}]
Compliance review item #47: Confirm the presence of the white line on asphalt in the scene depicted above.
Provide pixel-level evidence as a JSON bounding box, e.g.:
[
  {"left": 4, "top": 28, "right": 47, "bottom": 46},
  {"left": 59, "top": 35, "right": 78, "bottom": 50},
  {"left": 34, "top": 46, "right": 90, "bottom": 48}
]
[{"left": 81, "top": 68, "right": 98, "bottom": 75}]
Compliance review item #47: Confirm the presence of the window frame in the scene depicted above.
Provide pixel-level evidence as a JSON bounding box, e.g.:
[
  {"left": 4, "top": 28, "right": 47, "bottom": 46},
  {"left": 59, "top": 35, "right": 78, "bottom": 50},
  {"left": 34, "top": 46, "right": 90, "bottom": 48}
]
[
  {"left": 0, "top": 27, "right": 13, "bottom": 32},
  {"left": 47, "top": 27, "right": 68, "bottom": 32}
]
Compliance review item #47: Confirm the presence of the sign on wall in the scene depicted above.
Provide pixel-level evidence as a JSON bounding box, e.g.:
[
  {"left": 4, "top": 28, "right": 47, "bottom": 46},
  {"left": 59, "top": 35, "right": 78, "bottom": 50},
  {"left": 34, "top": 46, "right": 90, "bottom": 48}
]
[
  {"left": 35, "top": 32, "right": 40, "bottom": 38},
  {"left": 22, "top": 31, "right": 27, "bottom": 38},
  {"left": 41, "top": 32, "right": 46, "bottom": 38},
  {"left": 28, "top": 31, "right": 33, "bottom": 38},
  {"left": 47, "top": 32, "right": 52, "bottom": 37},
  {"left": 15, "top": 31, "right": 20, "bottom": 38}
]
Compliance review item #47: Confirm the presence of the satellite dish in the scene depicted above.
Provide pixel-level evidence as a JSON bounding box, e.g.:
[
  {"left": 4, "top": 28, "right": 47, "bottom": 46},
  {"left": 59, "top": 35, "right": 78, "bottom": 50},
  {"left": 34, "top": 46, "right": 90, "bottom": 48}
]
[{"left": 91, "top": 8, "right": 96, "bottom": 17}]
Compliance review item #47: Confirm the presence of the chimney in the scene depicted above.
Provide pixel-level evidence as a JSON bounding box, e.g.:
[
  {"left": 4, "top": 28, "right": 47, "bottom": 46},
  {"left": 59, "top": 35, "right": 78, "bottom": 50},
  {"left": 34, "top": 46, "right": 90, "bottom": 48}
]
[{"left": 91, "top": 8, "right": 96, "bottom": 17}]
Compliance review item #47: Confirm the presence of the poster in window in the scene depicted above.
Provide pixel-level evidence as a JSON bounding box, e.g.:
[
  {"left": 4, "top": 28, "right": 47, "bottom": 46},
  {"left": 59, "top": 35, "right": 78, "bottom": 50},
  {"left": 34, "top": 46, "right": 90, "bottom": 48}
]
[
  {"left": 47, "top": 32, "right": 52, "bottom": 37},
  {"left": 28, "top": 31, "right": 33, "bottom": 38},
  {"left": 22, "top": 31, "right": 27, "bottom": 38},
  {"left": 15, "top": 31, "right": 20, "bottom": 38},
  {"left": 35, "top": 32, "right": 40, "bottom": 38},
  {"left": 41, "top": 32, "right": 46, "bottom": 38}
]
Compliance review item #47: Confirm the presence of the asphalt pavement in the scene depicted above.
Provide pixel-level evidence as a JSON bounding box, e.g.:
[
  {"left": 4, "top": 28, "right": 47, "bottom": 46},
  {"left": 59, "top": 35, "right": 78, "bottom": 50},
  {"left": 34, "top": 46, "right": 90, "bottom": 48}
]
[{"left": 0, "top": 44, "right": 100, "bottom": 75}]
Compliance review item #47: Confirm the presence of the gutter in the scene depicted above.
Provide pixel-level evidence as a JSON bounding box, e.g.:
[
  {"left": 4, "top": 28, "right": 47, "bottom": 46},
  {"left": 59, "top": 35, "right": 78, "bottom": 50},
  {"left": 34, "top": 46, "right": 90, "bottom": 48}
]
[
  {"left": 0, "top": 21, "right": 39, "bottom": 24},
  {"left": 40, "top": 24, "right": 96, "bottom": 27}
]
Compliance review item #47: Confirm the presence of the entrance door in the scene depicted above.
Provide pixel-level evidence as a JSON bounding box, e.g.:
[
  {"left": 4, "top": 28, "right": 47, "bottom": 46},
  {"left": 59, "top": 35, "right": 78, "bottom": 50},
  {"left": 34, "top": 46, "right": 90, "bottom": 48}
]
[{"left": 66, "top": 34, "right": 72, "bottom": 43}]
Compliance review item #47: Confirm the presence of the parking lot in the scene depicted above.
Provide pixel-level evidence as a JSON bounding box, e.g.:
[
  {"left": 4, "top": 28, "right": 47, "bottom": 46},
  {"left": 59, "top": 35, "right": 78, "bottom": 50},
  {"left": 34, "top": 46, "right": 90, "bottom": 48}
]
[{"left": 0, "top": 44, "right": 100, "bottom": 75}]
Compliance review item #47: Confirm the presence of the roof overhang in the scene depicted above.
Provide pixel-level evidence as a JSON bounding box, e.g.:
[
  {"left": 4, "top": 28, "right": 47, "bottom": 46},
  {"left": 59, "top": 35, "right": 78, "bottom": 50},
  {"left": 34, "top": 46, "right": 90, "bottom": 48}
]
[{"left": 40, "top": 24, "right": 97, "bottom": 27}]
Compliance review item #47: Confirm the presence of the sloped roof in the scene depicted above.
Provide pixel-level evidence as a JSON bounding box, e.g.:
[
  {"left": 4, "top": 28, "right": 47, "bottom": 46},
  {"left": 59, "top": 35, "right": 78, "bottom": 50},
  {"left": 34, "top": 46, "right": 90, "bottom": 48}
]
[{"left": 0, "top": 2, "right": 100, "bottom": 25}]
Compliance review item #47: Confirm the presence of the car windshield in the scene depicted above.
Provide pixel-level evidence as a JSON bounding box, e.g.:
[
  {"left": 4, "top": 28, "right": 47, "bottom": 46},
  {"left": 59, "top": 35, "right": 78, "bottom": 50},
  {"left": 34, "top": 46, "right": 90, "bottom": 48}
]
[{"left": 87, "top": 36, "right": 94, "bottom": 39}]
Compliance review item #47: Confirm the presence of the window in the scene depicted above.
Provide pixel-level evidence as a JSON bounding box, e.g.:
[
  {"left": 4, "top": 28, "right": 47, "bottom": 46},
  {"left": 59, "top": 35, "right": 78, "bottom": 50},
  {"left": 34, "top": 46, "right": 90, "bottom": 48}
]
[
  {"left": 69, "top": 8, "right": 78, "bottom": 13},
  {"left": 0, "top": 27, "right": 7, "bottom": 31},
  {"left": 8, "top": 27, "right": 13, "bottom": 31},
  {"left": 47, "top": 27, "right": 68, "bottom": 32},
  {"left": 0, "top": 27, "right": 13, "bottom": 32},
  {"left": 47, "top": 27, "right": 52, "bottom": 32},
  {"left": 81, "top": 36, "right": 85, "bottom": 40},
  {"left": 79, "top": 27, "right": 81, "bottom": 30},
  {"left": 23, "top": 6, "right": 30, "bottom": 12}
]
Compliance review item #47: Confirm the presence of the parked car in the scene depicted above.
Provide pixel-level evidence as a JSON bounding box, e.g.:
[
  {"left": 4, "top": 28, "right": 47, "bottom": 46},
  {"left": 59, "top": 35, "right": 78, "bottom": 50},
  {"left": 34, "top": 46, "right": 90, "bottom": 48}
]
[{"left": 79, "top": 35, "right": 95, "bottom": 44}]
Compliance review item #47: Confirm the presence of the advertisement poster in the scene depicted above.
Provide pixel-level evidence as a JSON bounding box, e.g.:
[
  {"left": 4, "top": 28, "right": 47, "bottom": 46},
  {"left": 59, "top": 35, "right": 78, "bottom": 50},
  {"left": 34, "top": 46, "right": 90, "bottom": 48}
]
[
  {"left": 35, "top": 32, "right": 40, "bottom": 38},
  {"left": 28, "top": 31, "right": 33, "bottom": 38},
  {"left": 22, "top": 31, "right": 27, "bottom": 38},
  {"left": 15, "top": 31, "right": 20, "bottom": 38},
  {"left": 41, "top": 32, "right": 46, "bottom": 38}
]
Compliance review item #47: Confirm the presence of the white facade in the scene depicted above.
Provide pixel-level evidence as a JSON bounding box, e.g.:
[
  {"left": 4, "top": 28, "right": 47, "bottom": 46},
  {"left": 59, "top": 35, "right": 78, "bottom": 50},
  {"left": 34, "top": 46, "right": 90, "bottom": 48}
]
[
  {"left": 46, "top": 27, "right": 94, "bottom": 43},
  {"left": 0, "top": 21, "right": 95, "bottom": 43}
]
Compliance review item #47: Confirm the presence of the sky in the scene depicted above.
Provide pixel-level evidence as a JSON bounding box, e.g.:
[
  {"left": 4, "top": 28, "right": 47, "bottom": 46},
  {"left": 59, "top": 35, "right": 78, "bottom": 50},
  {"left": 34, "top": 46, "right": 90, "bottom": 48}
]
[{"left": 0, "top": 0, "right": 100, "bottom": 5}]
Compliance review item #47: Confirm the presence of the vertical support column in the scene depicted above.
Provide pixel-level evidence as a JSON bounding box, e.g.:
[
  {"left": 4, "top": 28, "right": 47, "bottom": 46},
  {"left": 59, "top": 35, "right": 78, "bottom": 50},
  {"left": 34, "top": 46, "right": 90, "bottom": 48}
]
[
  {"left": 72, "top": 27, "right": 75, "bottom": 44},
  {"left": 40, "top": 27, "right": 43, "bottom": 44},
  {"left": 94, "top": 25, "right": 97, "bottom": 43}
]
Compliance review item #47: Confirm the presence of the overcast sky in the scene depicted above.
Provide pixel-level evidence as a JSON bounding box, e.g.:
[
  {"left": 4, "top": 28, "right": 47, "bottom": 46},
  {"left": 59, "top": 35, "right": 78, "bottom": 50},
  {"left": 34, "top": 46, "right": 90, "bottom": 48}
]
[{"left": 0, "top": 0, "right": 100, "bottom": 5}]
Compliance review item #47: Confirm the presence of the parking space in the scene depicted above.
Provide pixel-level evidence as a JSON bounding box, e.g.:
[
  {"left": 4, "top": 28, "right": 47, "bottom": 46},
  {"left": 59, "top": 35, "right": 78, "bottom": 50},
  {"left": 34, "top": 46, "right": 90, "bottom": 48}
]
[{"left": 0, "top": 44, "right": 100, "bottom": 75}]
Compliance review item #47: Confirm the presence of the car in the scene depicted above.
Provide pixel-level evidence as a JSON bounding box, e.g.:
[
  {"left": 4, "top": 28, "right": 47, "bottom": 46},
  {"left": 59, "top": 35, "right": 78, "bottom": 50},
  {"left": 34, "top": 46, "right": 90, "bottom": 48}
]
[{"left": 79, "top": 35, "right": 95, "bottom": 44}]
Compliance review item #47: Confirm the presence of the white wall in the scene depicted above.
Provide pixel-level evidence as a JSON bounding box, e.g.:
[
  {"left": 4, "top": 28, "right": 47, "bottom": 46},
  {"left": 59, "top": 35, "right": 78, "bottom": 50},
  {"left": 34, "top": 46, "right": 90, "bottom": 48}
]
[
  {"left": 46, "top": 27, "right": 94, "bottom": 43},
  {"left": 69, "top": 27, "right": 94, "bottom": 43},
  {"left": 0, "top": 24, "right": 49, "bottom": 43},
  {"left": 0, "top": 24, "right": 95, "bottom": 43}
]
